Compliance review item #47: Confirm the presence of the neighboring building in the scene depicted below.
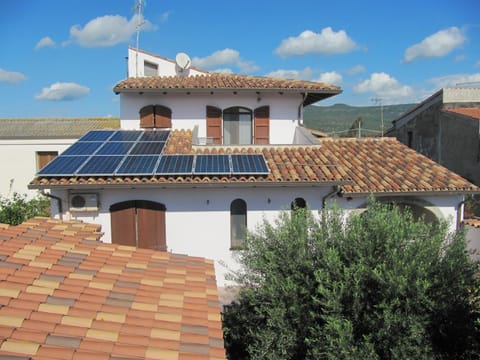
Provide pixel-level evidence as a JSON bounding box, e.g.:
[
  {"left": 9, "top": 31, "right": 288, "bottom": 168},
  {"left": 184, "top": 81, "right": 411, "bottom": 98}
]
[
  {"left": 28, "top": 49, "right": 479, "bottom": 285},
  {"left": 0, "top": 217, "right": 225, "bottom": 359},
  {"left": 386, "top": 87, "right": 480, "bottom": 185},
  {"left": 0, "top": 118, "right": 119, "bottom": 198}
]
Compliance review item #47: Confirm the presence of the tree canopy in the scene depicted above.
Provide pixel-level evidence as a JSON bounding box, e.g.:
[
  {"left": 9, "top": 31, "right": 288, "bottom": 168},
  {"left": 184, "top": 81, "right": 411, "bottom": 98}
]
[
  {"left": 0, "top": 192, "right": 50, "bottom": 225},
  {"left": 223, "top": 201, "right": 480, "bottom": 359}
]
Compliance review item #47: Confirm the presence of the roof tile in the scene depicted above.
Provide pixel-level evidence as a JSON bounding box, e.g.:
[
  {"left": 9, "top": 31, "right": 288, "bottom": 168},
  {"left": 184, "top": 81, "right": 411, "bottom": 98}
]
[{"left": 0, "top": 218, "right": 225, "bottom": 359}]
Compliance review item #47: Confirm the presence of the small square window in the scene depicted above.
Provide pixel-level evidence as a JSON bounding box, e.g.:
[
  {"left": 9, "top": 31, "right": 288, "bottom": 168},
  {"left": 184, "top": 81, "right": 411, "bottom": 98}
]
[
  {"left": 37, "top": 151, "right": 58, "bottom": 171},
  {"left": 144, "top": 61, "right": 158, "bottom": 77}
]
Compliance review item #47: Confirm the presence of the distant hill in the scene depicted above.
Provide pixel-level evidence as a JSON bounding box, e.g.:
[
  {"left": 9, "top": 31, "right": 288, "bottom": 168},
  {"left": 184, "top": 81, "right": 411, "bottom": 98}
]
[{"left": 304, "top": 103, "right": 416, "bottom": 137}]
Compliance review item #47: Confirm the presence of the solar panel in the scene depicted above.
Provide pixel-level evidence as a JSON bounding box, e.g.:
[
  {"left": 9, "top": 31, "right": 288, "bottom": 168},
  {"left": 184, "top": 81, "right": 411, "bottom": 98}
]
[
  {"left": 76, "top": 156, "right": 124, "bottom": 175},
  {"left": 78, "top": 130, "right": 115, "bottom": 142},
  {"left": 95, "top": 142, "right": 135, "bottom": 155},
  {"left": 108, "top": 130, "right": 143, "bottom": 142},
  {"left": 62, "top": 142, "right": 104, "bottom": 156},
  {"left": 116, "top": 155, "right": 160, "bottom": 175},
  {"left": 155, "top": 155, "right": 194, "bottom": 175},
  {"left": 194, "top": 155, "right": 231, "bottom": 175},
  {"left": 140, "top": 130, "right": 170, "bottom": 142},
  {"left": 130, "top": 142, "right": 166, "bottom": 155},
  {"left": 37, "top": 156, "right": 89, "bottom": 176},
  {"left": 231, "top": 154, "right": 269, "bottom": 175}
]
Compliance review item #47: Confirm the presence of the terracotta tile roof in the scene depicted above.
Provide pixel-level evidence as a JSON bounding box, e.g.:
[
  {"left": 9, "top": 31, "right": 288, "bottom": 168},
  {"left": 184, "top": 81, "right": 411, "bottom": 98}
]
[
  {"left": 464, "top": 218, "right": 480, "bottom": 228},
  {"left": 0, "top": 217, "right": 225, "bottom": 360},
  {"left": 445, "top": 107, "right": 480, "bottom": 120},
  {"left": 114, "top": 73, "right": 341, "bottom": 105},
  {"left": 0, "top": 118, "right": 120, "bottom": 139},
  {"left": 30, "top": 130, "right": 479, "bottom": 196}
]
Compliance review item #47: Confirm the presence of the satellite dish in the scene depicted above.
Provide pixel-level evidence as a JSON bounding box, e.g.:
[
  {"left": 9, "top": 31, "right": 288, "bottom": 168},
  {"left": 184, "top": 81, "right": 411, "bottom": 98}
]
[{"left": 175, "top": 52, "right": 191, "bottom": 71}]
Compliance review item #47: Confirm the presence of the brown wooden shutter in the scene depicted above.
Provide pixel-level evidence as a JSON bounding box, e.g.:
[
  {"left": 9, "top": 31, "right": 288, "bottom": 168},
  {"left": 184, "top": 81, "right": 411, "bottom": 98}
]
[
  {"left": 139, "top": 105, "right": 155, "bottom": 128},
  {"left": 206, "top": 106, "right": 222, "bottom": 144},
  {"left": 37, "top": 151, "right": 58, "bottom": 170},
  {"left": 154, "top": 105, "right": 172, "bottom": 129},
  {"left": 254, "top": 106, "right": 270, "bottom": 144},
  {"left": 110, "top": 202, "right": 137, "bottom": 247},
  {"left": 137, "top": 201, "right": 166, "bottom": 251}
]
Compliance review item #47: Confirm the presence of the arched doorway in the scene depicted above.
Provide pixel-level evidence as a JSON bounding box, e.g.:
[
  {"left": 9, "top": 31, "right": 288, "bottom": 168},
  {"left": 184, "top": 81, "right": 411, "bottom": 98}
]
[{"left": 110, "top": 200, "right": 166, "bottom": 251}]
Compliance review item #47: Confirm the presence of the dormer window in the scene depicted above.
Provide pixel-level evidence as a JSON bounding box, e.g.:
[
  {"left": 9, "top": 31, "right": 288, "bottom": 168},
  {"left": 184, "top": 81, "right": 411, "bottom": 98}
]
[{"left": 144, "top": 61, "right": 158, "bottom": 77}]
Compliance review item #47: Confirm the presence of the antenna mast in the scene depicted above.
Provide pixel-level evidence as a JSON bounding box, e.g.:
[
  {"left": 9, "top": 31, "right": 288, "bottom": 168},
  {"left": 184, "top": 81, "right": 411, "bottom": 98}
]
[
  {"left": 134, "top": 0, "right": 146, "bottom": 77},
  {"left": 371, "top": 97, "right": 384, "bottom": 137}
]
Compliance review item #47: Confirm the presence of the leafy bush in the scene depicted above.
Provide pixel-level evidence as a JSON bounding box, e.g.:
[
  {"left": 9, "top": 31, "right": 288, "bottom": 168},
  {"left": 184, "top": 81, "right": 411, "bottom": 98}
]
[
  {"left": 223, "top": 201, "right": 480, "bottom": 359},
  {"left": 0, "top": 192, "right": 50, "bottom": 225}
]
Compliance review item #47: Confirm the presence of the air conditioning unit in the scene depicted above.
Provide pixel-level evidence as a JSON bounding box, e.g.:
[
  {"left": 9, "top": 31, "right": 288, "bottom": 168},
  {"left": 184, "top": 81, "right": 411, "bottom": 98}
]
[{"left": 69, "top": 193, "right": 99, "bottom": 212}]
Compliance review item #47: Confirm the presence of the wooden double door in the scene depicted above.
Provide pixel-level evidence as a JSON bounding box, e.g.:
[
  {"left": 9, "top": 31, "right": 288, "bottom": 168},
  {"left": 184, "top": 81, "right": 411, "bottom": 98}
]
[{"left": 110, "top": 200, "right": 166, "bottom": 251}]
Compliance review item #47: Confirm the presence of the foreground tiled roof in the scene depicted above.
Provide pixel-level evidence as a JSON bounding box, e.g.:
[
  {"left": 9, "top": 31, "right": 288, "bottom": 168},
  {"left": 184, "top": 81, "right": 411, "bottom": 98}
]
[
  {"left": 114, "top": 73, "right": 341, "bottom": 105},
  {"left": 30, "top": 130, "right": 479, "bottom": 196},
  {"left": 0, "top": 118, "right": 120, "bottom": 139},
  {"left": 0, "top": 217, "right": 225, "bottom": 360},
  {"left": 464, "top": 218, "right": 480, "bottom": 228},
  {"left": 445, "top": 107, "right": 480, "bottom": 120}
]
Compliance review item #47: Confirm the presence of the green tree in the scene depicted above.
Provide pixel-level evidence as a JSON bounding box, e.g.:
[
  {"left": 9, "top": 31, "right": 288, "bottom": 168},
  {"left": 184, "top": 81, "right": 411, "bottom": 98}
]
[
  {"left": 223, "top": 201, "right": 480, "bottom": 359},
  {"left": 0, "top": 192, "right": 50, "bottom": 225}
]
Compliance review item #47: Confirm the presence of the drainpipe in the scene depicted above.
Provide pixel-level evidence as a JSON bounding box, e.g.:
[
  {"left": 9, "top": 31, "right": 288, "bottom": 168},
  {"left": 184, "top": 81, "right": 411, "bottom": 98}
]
[
  {"left": 41, "top": 191, "right": 63, "bottom": 220},
  {"left": 457, "top": 199, "right": 465, "bottom": 231},
  {"left": 298, "top": 93, "right": 308, "bottom": 126},
  {"left": 322, "top": 185, "right": 339, "bottom": 209}
]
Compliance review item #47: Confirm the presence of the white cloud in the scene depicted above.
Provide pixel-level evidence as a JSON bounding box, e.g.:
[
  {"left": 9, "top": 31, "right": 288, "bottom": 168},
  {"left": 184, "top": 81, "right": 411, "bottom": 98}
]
[
  {"left": 211, "top": 68, "right": 234, "bottom": 74},
  {"left": 428, "top": 73, "right": 480, "bottom": 88},
  {"left": 69, "top": 14, "right": 155, "bottom": 47},
  {"left": 404, "top": 27, "right": 465, "bottom": 62},
  {"left": 0, "top": 68, "right": 27, "bottom": 83},
  {"left": 265, "top": 67, "right": 314, "bottom": 80},
  {"left": 454, "top": 54, "right": 467, "bottom": 62},
  {"left": 317, "top": 71, "right": 342, "bottom": 85},
  {"left": 275, "top": 27, "right": 358, "bottom": 57},
  {"left": 159, "top": 11, "right": 171, "bottom": 23},
  {"left": 348, "top": 64, "right": 366, "bottom": 75},
  {"left": 353, "top": 72, "right": 413, "bottom": 100},
  {"left": 192, "top": 49, "right": 259, "bottom": 73},
  {"left": 474, "top": 60, "right": 480, "bottom": 68},
  {"left": 35, "top": 36, "right": 55, "bottom": 50},
  {"left": 35, "top": 82, "right": 90, "bottom": 101}
]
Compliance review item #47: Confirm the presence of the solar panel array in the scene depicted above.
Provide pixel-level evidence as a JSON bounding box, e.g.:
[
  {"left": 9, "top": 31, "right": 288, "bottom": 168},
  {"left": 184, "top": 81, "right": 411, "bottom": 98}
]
[{"left": 37, "top": 130, "right": 270, "bottom": 177}]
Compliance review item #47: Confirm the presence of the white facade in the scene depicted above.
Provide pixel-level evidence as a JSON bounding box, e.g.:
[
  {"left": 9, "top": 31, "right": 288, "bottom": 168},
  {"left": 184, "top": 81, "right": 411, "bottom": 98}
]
[
  {"left": 0, "top": 138, "right": 73, "bottom": 198},
  {"left": 120, "top": 92, "right": 303, "bottom": 144},
  {"left": 48, "top": 185, "right": 463, "bottom": 286},
  {"left": 127, "top": 47, "right": 206, "bottom": 78}
]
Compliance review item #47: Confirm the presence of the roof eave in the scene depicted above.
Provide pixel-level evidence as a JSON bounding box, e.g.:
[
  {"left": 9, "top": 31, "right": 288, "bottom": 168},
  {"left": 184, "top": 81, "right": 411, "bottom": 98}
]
[{"left": 339, "top": 189, "right": 480, "bottom": 198}]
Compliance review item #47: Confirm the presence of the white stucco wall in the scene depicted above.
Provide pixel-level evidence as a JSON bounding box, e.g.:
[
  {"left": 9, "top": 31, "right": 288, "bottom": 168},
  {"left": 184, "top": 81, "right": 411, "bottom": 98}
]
[
  {"left": 0, "top": 139, "right": 74, "bottom": 198},
  {"left": 49, "top": 186, "right": 464, "bottom": 286},
  {"left": 127, "top": 48, "right": 205, "bottom": 78},
  {"left": 51, "top": 185, "right": 333, "bottom": 285},
  {"left": 119, "top": 92, "right": 303, "bottom": 144}
]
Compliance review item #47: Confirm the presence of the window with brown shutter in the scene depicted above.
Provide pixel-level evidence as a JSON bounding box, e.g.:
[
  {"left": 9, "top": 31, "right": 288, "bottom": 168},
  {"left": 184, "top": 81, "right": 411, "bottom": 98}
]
[
  {"left": 36, "top": 151, "right": 58, "bottom": 171},
  {"left": 206, "top": 105, "right": 222, "bottom": 144},
  {"left": 139, "top": 105, "right": 154, "bottom": 128},
  {"left": 139, "top": 105, "right": 172, "bottom": 129},
  {"left": 254, "top": 105, "right": 270, "bottom": 144},
  {"left": 154, "top": 105, "right": 172, "bottom": 129}
]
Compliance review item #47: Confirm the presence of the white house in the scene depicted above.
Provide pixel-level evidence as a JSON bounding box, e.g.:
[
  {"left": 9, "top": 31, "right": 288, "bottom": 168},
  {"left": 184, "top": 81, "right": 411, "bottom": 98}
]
[{"left": 29, "top": 48, "right": 479, "bottom": 285}]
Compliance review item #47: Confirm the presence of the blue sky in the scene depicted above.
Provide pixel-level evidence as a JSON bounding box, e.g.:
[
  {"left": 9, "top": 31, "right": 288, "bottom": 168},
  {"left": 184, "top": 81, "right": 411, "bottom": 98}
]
[{"left": 1, "top": 0, "right": 479, "bottom": 118}]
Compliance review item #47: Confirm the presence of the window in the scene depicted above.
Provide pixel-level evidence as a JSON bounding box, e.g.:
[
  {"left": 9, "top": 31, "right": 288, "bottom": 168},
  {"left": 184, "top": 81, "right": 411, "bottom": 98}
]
[
  {"left": 144, "top": 61, "right": 158, "bottom": 77},
  {"left": 407, "top": 131, "right": 413, "bottom": 148},
  {"left": 206, "top": 105, "right": 270, "bottom": 145},
  {"left": 36, "top": 151, "right": 58, "bottom": 171},
  {"left": 230, "top": 199, "right": 247, "bottom": 249},
  {"left": 223, "top": 107, "right": 252, "bottom": 145},
  {"left": 139, "top": 105, "right": 172, "bottom": 129},
  {"left": 291, "top": 197, "right": 307, "bottom": 211}
]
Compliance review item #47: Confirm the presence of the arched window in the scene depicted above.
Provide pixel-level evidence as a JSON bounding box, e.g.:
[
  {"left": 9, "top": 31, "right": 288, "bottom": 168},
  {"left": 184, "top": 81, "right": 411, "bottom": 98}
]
[
  {"left": 291, "top": 197, "right": 307, "bottom": 211},
  {"left": 230, "top": 199, "right": 247, "bottom": 249},
  {"left": 223, "top": 107, "right": 252, "bottom": 145}
]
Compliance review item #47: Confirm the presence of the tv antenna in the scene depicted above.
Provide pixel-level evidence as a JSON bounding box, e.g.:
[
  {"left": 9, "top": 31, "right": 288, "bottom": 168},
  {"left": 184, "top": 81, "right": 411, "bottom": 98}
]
[
  {"left": 134, "top": 0, "right": 146, "bottom": 77},
  {"left": 371, "top": 97, "right": 384, "bottom": 137}
]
